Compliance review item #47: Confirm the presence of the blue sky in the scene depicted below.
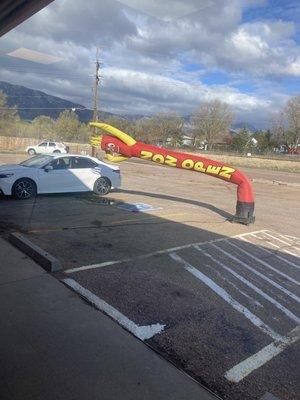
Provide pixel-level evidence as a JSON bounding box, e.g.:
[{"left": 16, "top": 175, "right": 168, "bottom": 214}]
[{"left": 0, "top": 0, "right": 299, "bottom": 128}]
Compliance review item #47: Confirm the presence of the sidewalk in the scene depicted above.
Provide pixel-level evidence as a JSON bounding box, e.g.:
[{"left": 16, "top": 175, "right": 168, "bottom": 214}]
[{"left": 0, "top": 238, "right": 218, "bottom": 400}]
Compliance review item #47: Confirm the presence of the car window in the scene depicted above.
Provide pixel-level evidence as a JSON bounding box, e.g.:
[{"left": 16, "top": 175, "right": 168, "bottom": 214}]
[
  {"left": 48, "top": 142, "right": 56, "bottom": 147},
  {"left": 38, "top": 142, "right": 48, "bottom": 147},
  {"left": 49, "top": 157, "right": 72, "bottom": 170},
  {"left": 20, "top": 155, "right": 54, "bottom": 168},
  {"left": 71, "top": 157, "right": 97, "bottom": 169}
]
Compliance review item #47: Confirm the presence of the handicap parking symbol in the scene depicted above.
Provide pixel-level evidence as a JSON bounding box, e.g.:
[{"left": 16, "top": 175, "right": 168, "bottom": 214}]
[{"left": 117, "top": 202, "right": 161, "bottom": 212}]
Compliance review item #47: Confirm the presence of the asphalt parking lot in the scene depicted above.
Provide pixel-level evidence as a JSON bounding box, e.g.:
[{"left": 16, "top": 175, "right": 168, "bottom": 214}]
[{"left": 0, "top": 154, "right": 299, "bottom": 400}]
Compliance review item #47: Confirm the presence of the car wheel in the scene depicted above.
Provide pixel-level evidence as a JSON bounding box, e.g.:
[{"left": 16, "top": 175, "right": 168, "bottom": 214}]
[
  {"left": 27, "top": 148, "right": 36, "bottom": 155},
  {"left": 12, "top": 178, "right": 37, "bottom": 200},
  {"left": 93, "top": 177, "right": 111, "bottom": 195},
  {"left": 53, "top": 150, "right": 61, "bottom": 154}
]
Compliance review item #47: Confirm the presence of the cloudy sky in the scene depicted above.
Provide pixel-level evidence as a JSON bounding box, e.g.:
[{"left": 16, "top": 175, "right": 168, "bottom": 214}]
[{"left": 0, "top": 0, "right": 299, "bottom": 127}]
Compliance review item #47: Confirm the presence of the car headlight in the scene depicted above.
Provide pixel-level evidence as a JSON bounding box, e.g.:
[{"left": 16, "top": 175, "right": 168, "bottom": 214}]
[{"left": 0, "top": 173, "right": 14, "bottom": 178}]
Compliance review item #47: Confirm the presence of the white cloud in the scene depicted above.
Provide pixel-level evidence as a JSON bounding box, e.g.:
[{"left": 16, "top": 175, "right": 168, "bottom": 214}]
[
  {"left": 118, "top": 0, "right": 213, "bottom": 21},
  {"left": 100, "top": 67, "right": 270, "bottom": 114},
  {"left": 0, "top": 0, "right": 298, "bottom": 128}
]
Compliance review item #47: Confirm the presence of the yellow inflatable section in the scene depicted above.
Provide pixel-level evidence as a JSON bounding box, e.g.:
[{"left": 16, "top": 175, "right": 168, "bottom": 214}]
[{"left": 89, "top": 122, "right": 137, "bottom": 146}]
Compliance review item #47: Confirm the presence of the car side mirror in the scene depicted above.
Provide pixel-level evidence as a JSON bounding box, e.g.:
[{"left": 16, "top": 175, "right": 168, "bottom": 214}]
[{"left": 44, "top": 165, "right": 53, "bottom": 172}]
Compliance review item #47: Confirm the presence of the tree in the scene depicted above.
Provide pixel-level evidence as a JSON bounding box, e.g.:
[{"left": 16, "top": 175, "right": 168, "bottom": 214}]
[
  {"left": 0, "top": 90, "right": 19, "bottom": 136},
  {"left": 191, "top": 100, "right": 234, "bottom": 150},
  {"left": 270, "top": 95, "right": 300, "bottom": 151},
  {"left": 252, "top": 130, "right": 274, "bottom": 152},
  {"left": 231, "top": 127, "right": 251, "bottom": 152},
  {"left": 31, "top": 116, "right": 55, "bottom": 139},
  {"left": 270, "top": 112, "right": 285, "bottom": 146},
  {"left": 104, "top": 116, "right": 133, "bottom": 134},
  {"left": 152, "top": 112, "right": 184, "bottom": 146},
  {"left": 133, "top": 112, "right": 184, "bottom": 145},
  {"left": 54, "top": 110, "right": 81, "bottom": 141},
  {"left": 284, "top": 95, "right": 300, "bottom": 148},
  {"left": 134, "top": 117, "right": 158, "bottom": 143}
]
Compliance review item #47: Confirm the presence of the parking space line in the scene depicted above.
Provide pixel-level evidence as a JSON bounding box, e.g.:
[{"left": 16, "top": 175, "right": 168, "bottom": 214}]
[
  {"left": 210, "top": 243, "right": 300, "bottom": 303},
  {"left": 63, "top": 278, "right": 165, "bottom": 340},
  {"left": 211, "top": 267, "right": 263, "bottom": 308},
  {"left": 64, "top": 230, "right": 268, "bottom": 274},
  {"left": 284, "top": 234, "right": 300, "bottom": 244},
  {"left": 194, "top": 245, "right": 300, "bottom": 324},
  {"left": 253, "top": 234, "right": 300, "bottom": 258},
  {"left": 241, "top": 236, "right": 300, "bottom": 270},
  {"left": 260, "top": 232, "right": 300, "bottom": 257},
  {"left": 225, "top": 325, "right": 300, "bottom": 383},
  {"left": 225, "top": 240, "right": 300, "bottom": 286},
  {"left": 268, "top": 232, "right": 300, "bottom": 246},
  {"left": 169, "top": 252, "right": 283, "bottom": 341},
  {"left": 263, "top": 232, "right": 300, "bottom": 251}
]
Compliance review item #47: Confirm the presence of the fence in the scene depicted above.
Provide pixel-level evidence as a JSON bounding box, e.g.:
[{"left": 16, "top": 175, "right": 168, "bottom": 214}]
[{"left": 0, "top": 135, "right": 92, "bottom": 154}]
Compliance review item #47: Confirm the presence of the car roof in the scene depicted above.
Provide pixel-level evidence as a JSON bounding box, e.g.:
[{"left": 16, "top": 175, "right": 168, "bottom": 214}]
[
  {"left": 35, "top": 154, "right": 119, "bottom": 169},
  {"left": 52, "top": 154, "right": 95, "bottom": 159}
]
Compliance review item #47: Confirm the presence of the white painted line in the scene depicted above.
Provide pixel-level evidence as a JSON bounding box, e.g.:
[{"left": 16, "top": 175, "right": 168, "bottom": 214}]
[
  {"left": 169, "top": 252, "right": 283, "bottom": 341},
  {"left": 210, "top": 243, "right": 300, "bottom": 304},
  {"left": 210, "top": 264, "right": 263, "bottom": 308},
  {"left": 263, "top": 232, "right": 300, "bottom": 256},
  {"left": 225, "top": 325, "right": 300, "bottom": 383},
  {"left": 284, "top": 234, "right": 300, "bottom": 244},
  {"left": 242, "top": 236, "right": 300, "bottom": 270},
  {"left": 268, "top": 231, "right": 300, "bottom": 246},
  {"left": 253, "top": 234, "right": 300, "bottom": 258},
  {"left": 63, "top": 278, "right": 165, "bottom": 340},
  {"left": 64, "top": 230, "right": 267, "bottom": 274},
  {"left": 195, "top": 245, "right": 300, "bottom": 324},
  {"left": 226, "top": 240, "right": 300, "bottom": 286}
]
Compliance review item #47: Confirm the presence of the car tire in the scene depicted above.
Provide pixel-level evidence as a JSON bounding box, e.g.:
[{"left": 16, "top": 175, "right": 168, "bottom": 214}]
[
  {"left": 12, "top": 178, "right": 37, "bottom": 200},
  {"left": 27, "top": 148, "right": 36, "bottom": 155},
  {"left": 53, "top": 150, "right": 61, "bottom": 154},
  {"left": 93, "top": 177, "right": 111, "bottom": 195}
]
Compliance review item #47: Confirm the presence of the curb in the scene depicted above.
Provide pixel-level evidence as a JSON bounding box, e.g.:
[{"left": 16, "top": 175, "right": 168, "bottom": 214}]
[{"left": 9, "top": 232, "right": 62, "bottom": 272}]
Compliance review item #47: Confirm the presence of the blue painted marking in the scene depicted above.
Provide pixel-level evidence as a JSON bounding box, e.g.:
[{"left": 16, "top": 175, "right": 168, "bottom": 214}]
[{"left": 117, "top": 203, "right": 161, "bottom": 212}]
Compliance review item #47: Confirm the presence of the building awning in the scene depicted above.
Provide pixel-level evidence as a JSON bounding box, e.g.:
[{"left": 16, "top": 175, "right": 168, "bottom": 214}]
[{"left": 0, "top": 0, "right": 54, "bottom": 37}]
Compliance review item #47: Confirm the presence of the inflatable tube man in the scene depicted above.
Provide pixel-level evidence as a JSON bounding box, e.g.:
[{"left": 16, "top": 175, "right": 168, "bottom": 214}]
[{"left": 90, "top": 122, "right": 255, "bottom": 225}]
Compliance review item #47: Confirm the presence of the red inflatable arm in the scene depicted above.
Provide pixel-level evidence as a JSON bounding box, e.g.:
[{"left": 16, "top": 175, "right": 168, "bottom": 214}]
[{"left": 90, "top": 122, "right": 255, "bottom": 224}]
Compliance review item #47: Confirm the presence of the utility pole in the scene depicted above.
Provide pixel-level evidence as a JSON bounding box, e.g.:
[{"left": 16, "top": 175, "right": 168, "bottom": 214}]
[{"left": 92, "top": 47, "right": 100, "bottom": 156}]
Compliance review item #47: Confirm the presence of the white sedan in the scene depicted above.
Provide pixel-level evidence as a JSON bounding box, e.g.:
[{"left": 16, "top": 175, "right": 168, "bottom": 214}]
[
  {"left": 0, "top": 154, "right": 121, "bottom": 199},
  {"left": 26, "top": 141, "right": 68, "bottom": 155}
]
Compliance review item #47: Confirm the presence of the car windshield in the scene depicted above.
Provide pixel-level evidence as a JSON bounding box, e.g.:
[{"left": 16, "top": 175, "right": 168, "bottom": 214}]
[{"left": 19, "top": 155, "right": 54, "bottom": 168}]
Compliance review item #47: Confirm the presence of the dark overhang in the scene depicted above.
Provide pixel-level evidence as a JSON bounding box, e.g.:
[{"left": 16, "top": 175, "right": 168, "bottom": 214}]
[{"left": 0, "top": 0, "right": 54, "bottom": 37}]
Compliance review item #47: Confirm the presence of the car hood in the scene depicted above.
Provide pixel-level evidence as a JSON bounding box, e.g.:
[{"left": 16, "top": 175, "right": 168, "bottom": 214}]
[{"left": 0, "top": 164, "right": 33, "bottom": 173}]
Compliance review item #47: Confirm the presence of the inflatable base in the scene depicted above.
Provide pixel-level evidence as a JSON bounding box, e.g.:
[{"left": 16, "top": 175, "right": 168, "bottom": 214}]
[{"left": 231, "top": 201, "right": 255, "bottom": 225}]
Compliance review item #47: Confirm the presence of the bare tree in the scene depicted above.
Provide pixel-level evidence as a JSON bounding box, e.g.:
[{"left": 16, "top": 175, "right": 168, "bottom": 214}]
[
  {"left": 284, "top": 95, "right": 300, "bottom": 148},
  {"left": 191, "top": 100, "right": 234, "bottom": 150},
  {"left": 152, "top": 112, "right": 184, "bottom": 145},
  {"left": 134, "top": 112, "right": 184, "bottom": 145},
  {"left": 104, "top": 115, "right": 133, "bottom": 134},
  {"left": 270, "top": 95, "right": 300, "bottom": 151},
  {"left": 270, "top": 112, "right": 285, "bottom": 146}
]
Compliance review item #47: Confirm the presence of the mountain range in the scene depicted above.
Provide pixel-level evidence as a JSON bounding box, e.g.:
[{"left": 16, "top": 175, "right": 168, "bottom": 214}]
[
  {"left": 0, "top": 81, "right": 256, "bottom": 131},
  {"left": 0, "top": 81, "right": 115, "bottom": 122}
]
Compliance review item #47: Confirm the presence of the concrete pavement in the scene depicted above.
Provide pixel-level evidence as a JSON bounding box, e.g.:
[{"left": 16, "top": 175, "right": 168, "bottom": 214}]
[{"left": 0, "top": 238, "right": 218, "bottom": 400}]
